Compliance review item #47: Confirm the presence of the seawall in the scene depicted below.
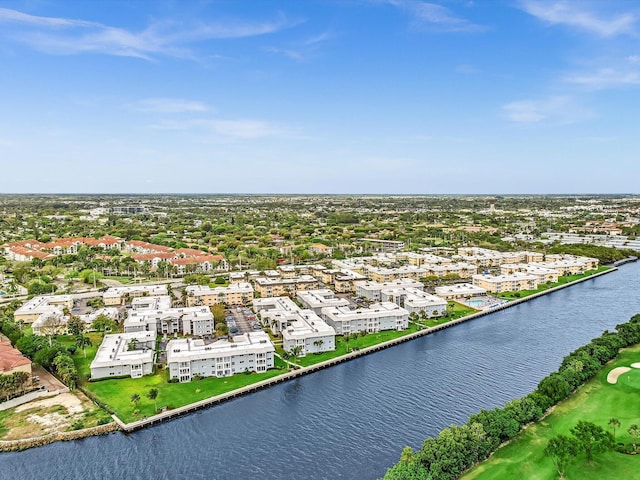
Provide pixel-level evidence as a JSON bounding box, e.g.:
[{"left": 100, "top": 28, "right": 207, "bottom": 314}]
[{"left": 114, "top": 267, "right": 617, "bottom": 432}]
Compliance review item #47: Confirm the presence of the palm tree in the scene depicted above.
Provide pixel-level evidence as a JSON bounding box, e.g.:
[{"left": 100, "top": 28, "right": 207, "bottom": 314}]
[
  {"left": 131, "top": 393, "right": 141, "bottom": 410},
  {"left": 629, "top": 424, "right": 639, "bottom": 452},
  {"left": 147, "top": 388, "right": 159, "bottom": 412},
  {"left": 313, "top": 339, "right": 324, "bottom": 352},
  {"left": 608, "top": 418, "right": 621, "bottom": 442},
  {"left": 75, "top": 335, "right": 93, "bottom": 359},
  {"left": 288, "top": 345, "right": 303, "bottom": 367}
]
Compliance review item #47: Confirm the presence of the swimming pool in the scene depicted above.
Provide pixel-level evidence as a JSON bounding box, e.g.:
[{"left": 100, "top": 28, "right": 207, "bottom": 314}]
[{"left": 467, "top": 299, "right": 485, "bottom": 307}]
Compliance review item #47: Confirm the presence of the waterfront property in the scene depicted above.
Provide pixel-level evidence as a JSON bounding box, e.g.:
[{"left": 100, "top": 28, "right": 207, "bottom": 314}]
[
  {"left": 253, "top": 295, "right": 336, "bottom": 355},
  {"left": 356, "top": 278, "right": 424, "bottom": 302},
  {"left": 381, "top": 287, "right": 447, "bottom": 318},
  {"left": 320, "top": 302, "right": 409, "bottom": 335},
  {"left": 0, "top": 339, "right": 32, "bottom": 377},
  {"left": 90, "top": 331, "right": 156, "bottom": 380},
  {"left": 166, "top": 331, "right": 275, "bottom": 382},
  {"left": 472, "top": 272, "right": 538, "bottom": 294},
  {"left": 435, "top": 283, "right": 487, "bottom": 300}
]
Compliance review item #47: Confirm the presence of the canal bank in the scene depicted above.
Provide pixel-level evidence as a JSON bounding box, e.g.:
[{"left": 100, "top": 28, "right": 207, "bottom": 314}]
[
  {"left": 4, "top": 261, "right": 639, "bottom": 480},
  {"left": 112, "top": 267, "right": 617, "bottom": 432}
]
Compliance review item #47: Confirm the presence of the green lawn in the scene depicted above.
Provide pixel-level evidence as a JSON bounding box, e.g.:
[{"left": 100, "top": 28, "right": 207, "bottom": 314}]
[
  {"left": 103, "top": 276, "right": 134, "bottom": 284},
  {"left": 84, "top": 366, "right": 287, "bottom": 423},
  {"left": 462, "top": 344, "right": 640, "bottom": 480},
  {"left": 497, "top": 268, "right": 611, "bottom": 300}
]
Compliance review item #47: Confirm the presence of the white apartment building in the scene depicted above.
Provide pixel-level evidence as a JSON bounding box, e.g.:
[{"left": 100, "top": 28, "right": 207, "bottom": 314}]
[
  {"left": 14, "top": 295, "right": 73, "bottom": 324},
  {"left": 381, "top": 287, "right": 447, "bottom": 318},
  {"left": 499, "top": 264, "right": 559, "bottom": 284},
  {"left": 131, "top": 295, "right": 172, "bottom": 311},
  {"left": 166, "top": 332, "right": 275, "bottom": 383},
  {"left": 124, "top": 306, "right": 214, "bottom": 336},
  {"left": 356, "top": 278, "right": 424, "bottom": 301},
  {"left": 103, "top": 285, "right": 168, "bottom": 306},
  {"left": 282, "top": 310, "right": 336, "bottom": 357},
  {"left": 253, "top": 296, "right": 302, "bottom": 334},
  {"left": 435, "top": 283, "right": 487, "bottom": 300},
  {"left": 320, "top": 302, "right": 409, "bottom": 335},
  {"left": 90, "top": 331, "right": 156, "bottom": 380},
  {"left": 297, "top": 289, "right": 351, "bottom": 315},
  {"left": 472, "top": 273, "right": 538, "bottom": 293}
]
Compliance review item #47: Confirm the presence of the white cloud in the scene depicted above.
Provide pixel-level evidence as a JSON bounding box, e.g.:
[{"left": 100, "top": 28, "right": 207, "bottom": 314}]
[
  {"left": 455, "top": 63, "right": 478, "bottom": 74},
  {"left": 502, "top": 96, "right": 594, "bottom": 124},
  {"left": 520, "top": 1, "right": 637, "bottom": 37},
  {"left": 151, "top": 118, "right": 288, "bottom": 139},
  {"left": 563, "top": 68, "right": 640, "bottom": 89},
  {"left": 127, "top": 98, "right": 210, "bottom": 113},
  {"left": 382, "top": 0, "right": 485, "bottom": 32},
  {"left": 0, "top": 8, "right": 300, "bottom": 60}
]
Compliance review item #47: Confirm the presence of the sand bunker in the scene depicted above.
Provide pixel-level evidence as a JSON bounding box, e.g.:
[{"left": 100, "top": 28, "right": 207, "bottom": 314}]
[
  {"left": 607, "top": 367, "right": 631, "bottom": 384},
  {"left": 631, "top": 363, "right": 640, "bottom": 369}
]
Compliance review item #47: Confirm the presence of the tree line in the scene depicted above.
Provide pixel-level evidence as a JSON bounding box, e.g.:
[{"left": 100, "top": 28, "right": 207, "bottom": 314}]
[{"left": 383, "top": 313, "right": 640, "bottom": 480}]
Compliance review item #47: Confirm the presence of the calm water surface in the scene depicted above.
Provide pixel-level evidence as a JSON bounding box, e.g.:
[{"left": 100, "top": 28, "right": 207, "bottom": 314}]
[{"left": 3, "top": 263, "right": 640, "bottom": 480}]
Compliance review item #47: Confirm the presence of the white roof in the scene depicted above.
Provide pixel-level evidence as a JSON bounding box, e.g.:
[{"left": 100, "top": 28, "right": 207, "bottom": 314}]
[
  {"left": 91, "top": 331, "right": 156, "bottom": 368},
  {"left": 166, "top": 332, "right": 274, "bottom": 363}
]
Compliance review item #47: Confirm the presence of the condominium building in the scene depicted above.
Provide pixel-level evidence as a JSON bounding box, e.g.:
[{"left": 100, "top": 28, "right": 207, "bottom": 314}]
[
  {"left": 472, "top": 273, "right": 538, "bottom": 293},
  {"left": 281, "top": 310, "right": 336, "bottom": 357},
  {"left": 253, "top": 296, "right": 301, "bottom": 334},
  {"left": 381, "top": 287, "right": 447, "bottom": 318},
  {"left": 499, "top": 264, "right": 559, "bottom": 284},
  {"left": 435, "top": 283, "right": 487, "bottom": 300},
  {"left": 185, "top": 283, "right": 254, "bottom": 307},
  {"left": 103, "top": 285, "right": 169, "bottom": 306},
  {"left": 320, "top": 302, "right": 409, "bottom": 335},
  {"left": 356, "top": 279, "right": 424, "bottom": 302},
  {"left": 166, "top": 332, "right": 275, "bottom": 383},
  {"left": 90, "top": 331, "right": 156, "bottom": 380},
  {"left": 253, "top": 275, "right": 319, "bottom": 298},
  {"left": 124, "top": 305, "right": 214, "bottom": 336},
  {"left": 366, "top": 265, "right": 427, "bottom": 283},
  {"left": 297, "top": 289, "right": 351, "bottom": 315},
  {"left": 14, "top": 295, "right": 73, "bottom": 324}
]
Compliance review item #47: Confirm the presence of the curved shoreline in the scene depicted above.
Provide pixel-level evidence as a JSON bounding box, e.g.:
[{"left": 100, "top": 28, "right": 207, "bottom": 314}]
[{"left": 113, "top": 267, "right": 617, "bottom": 432}]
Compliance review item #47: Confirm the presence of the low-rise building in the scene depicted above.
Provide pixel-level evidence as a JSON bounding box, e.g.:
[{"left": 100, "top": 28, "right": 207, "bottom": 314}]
[
  {"left": 282, "top": 310, "right": 336, "bottom": 357},
  {"left": 124, "top": 306, "right": 214, "bottom": 336},
  {"left": 103, "top": 285, "right": 168, "bottom": 306},
  {"left": 499, "top": 264, "right": 559, "bottom": 284},
  {"left": 381, "top": 287, "right": 447, "bottom": 318},
  {"left": 185, "top": 283, "right": 254, "bottom": 307},
  {"left": 297, "top": 289, "right": 351, "bottom": 315},
  {"left": 356, "top": 278, "right": 423, "bottom": 302},
  {"left": 254, "top": 275, "right": 319, "bottom": 298},
  {"left": 0, "top": 339, "right": 32, "bottom": 377},
  {"left": 472, "top": 273, "right": 538, "bottom": 293},
  {"left": 90, "top": 331, "right": 156, "bottom": 380},
  {"left": 320, "top": 302, "right": 409, "bottom": 335},
  {"left": 14, "top": 295, "right": 73, "bottom": 324},
  {"left": 435, "top": 283, "right": 487, "bottom": 300},
  {"left": 166, "top": 332, "right": 275, "bottom": 382}
]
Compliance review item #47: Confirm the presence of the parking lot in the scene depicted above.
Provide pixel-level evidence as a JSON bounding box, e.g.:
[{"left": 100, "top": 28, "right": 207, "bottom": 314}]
[{"left": 229, "top": 307, "right": 261, "bottom": 335}]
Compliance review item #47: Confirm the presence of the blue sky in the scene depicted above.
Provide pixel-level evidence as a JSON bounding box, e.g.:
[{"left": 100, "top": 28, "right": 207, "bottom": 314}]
[{"left": 0, "top": 0, "right": 639, "bottom": 194}]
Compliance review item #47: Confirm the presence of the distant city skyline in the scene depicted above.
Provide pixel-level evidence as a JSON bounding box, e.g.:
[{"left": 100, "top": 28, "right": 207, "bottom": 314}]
[{"left": 0, "top": 1, "right": 639, "bottom": 194}]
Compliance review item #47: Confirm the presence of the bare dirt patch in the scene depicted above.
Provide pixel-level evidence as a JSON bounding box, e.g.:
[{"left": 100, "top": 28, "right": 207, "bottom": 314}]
[
  {"left": 607, "top": 367, "right": 631, "bottom": 384},
  {"left": 1, "top": 391, "right": 103, "bottom": 440}
]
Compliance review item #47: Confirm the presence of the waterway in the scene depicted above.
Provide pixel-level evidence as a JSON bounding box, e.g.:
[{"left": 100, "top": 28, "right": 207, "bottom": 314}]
[{"left": 3, "top": 263, "right": 640, "bottom": 480}]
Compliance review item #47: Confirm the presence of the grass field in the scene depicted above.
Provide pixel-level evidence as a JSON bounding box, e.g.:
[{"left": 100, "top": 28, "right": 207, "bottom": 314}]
[{"left": 461, "top": 344, "right": 640, "bottom": 480}]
